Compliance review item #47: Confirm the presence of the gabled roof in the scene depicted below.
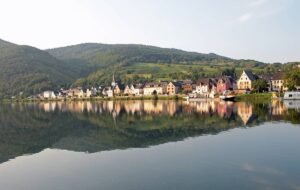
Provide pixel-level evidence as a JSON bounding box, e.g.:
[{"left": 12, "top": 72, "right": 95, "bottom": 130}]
[
  {"left": 196, "top": 78, "right": 217, "bottom": 86},
  {"left": 217, "top": 76, "right": 234, "bottom": 83},
  {"left": 132, "top": 84, "right": 144, "bottom": 89},
  {"left": 243, "top": 70, "right": 257, "bottom": 81},
  {"left": 169, "top": 81, "right": 182, "bottom": 87},
  {"left": 272, "top": 72, "right": 285, "bottom": 80},
  {"left": 144, "top": 82, "right": 164, "bottom": 88}
]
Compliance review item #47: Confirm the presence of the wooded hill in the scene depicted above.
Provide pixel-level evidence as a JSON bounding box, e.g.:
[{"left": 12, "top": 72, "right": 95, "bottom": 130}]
[{"left": 0, "top": 38, "right": 296, "bottom": 98}]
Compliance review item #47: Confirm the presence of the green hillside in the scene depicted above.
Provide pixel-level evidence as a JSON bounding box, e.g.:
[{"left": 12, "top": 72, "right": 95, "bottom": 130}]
[
  {"left": 0, "top": 39, "right": 291, "bottom": 98},
  {"left": 48, "top": 43, "right": 274, "bottom": 87},
  {"left": 0, "top": 39, "right": 90, "bottom": 98}
]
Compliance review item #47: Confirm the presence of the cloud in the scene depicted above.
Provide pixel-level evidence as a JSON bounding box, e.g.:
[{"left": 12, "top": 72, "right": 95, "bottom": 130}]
[
  {"left": 239, "top": 13, "right": 253, "bottom": 22},
  {"left": 248, "top": 0, "right": 268, "bottom": 7}
]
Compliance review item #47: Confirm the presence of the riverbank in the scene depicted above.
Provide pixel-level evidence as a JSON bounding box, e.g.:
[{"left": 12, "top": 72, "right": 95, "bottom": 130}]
[
  {"left": 3, "top": 94, "right": 185, "bottom": 103},
  {"left": 235, "top": 92, "right": 272, "bottom": 102}
]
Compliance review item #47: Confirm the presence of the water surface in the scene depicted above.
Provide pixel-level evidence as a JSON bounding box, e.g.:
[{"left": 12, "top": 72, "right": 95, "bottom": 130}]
[{"left": 0, "top": 100, "right": 299, "bottom": 190}]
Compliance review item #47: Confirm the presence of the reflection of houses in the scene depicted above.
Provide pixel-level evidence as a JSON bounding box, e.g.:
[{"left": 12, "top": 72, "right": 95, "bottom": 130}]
[
  {"left": 217, "top": 101, "right": 234, "bottom": 118},
  {"left": 237, "top": 70, "right": 257, "bottom": 90},
  {"left": 124, "top": 101, "right": 143, "bottom": 114},
  {"left": 182, "top": 101, "right": 217, "bottom": 114},
  {"left": 236, "top": 102, "right": 254, "bottom": 125},
  {"left": 143, "top": 101, "right": 164, "bottom": 114},
  {"left": 271, "top": 100, "right": 286, "bottom": 115}
]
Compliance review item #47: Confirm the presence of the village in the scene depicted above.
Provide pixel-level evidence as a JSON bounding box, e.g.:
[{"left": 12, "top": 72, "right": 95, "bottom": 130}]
[{"left": 35, "top": 69, "right": 297, "bottom": 100}]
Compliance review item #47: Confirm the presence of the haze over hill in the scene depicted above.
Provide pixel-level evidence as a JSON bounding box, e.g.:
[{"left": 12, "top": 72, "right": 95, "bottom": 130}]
[
  {"left": 0, "top": 38, "right": 297, "bottom": 98},
  {"left": 0, "top": 39, "right": 89, "bottom": 98}
]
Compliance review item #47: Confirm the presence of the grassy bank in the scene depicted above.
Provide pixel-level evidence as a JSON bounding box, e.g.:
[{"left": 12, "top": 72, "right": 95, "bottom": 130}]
[{"left": 235, "top": 92, "right": 272, "bottom": 102}]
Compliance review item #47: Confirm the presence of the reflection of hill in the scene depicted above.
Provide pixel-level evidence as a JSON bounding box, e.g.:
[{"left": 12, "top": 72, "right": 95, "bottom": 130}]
[{"left": 0, "top": 100, "right": 299, "bottom": 165}]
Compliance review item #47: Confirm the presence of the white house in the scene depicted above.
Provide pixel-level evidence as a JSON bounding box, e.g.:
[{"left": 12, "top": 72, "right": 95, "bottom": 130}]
[
  {"left": 43, "top": 91, "right": 56, "bottom": 99},
  {"left": 107, "top": 87, "right": 114, "bottom": 97},
  {"left": 131, "top": 84, "right": 144, "bottom": 96},
  {"left": 237, "top": 70, "right": 256, "bottom": 90},
  {"left": 143, "top": 82, "right": 167, "bottom": 95},
  {"left": 193, "top": 78, "right": 216, "bottom": 98}
]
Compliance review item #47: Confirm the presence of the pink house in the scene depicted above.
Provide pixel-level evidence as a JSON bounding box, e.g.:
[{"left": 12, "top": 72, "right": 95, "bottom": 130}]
[{"left": 216, "top": 76, "right": 234, "bottom": 94}]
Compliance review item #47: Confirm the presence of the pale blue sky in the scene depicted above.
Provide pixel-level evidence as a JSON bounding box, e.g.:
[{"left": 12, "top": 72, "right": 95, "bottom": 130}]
[{"left": 0, "top": 0, "right": 299, "bottom": 62}]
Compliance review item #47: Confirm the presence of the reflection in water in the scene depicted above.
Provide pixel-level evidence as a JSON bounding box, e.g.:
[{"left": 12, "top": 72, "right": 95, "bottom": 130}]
[
  {"left": 21, "top": 100, "right": 300, "bottom": 123},
  {"left": 0, "top": 100, "right": 299, "bottom": 161},
  {"left": 0, "top": 100, "right": 300, "bottom": 190}
]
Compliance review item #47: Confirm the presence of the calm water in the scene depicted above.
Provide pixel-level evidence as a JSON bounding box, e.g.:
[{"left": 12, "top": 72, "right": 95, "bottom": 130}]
[{"left": 0, "top": 100, "right": 299, "bottom": 190}]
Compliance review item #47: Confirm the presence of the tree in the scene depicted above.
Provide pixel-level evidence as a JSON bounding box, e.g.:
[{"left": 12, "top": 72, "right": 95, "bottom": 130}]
[
  {"left": 285, "top": 69, "right": 300, "bottom": 90},
  {"left": 252, "top": 79, "right": 268, "bottom": 93}
]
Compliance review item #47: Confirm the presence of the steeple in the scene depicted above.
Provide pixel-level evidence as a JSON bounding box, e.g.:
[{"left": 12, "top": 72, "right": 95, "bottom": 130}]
[{"left": 111, "top": 73, "right": 116, "bottom": 87}]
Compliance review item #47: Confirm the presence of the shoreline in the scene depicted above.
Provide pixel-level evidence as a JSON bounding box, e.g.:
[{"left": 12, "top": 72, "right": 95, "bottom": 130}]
[
  {"left": 1, "top": 93, "right": 281, "bottom": 103},
  {"left": 3, "top": 95, "right": 185, "bottom": 103}
]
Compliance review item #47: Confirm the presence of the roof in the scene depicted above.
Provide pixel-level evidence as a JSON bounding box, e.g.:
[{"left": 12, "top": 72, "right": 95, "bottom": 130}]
[
  {"left": 179, "top": 80, "right": 193, "bottom": 85},
  {"left": 169, "top": 81, "right": 182, "bottom": 87},
  {"left": 272, "top": 72, "right": 285, "bottom": 80},
  {"left": 132, "top": 84, "right": 144, "bottom": 89},
  {"left": 144, "top": 82, "right": 164, "bottom": 88},
  {"left": 259, "top": 74, "right": 272, "bottom": 81},
  {"left": 243, "top": 70, "right": 257, "bottom": 81},
  {"left": 217, "top": 76, "right": 234, "bottom": 83},
  {"left": 196, "top": 78, "right": 217, "bottom": 85}
]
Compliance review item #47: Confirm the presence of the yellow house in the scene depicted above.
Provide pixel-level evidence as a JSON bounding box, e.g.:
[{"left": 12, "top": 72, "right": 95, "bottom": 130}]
[
  {"left": 167, "top": 82, "right": 180, "bottom": 95},
  {"left": 237, "top": 70, "right": 256, "bottom": 90},
  {"left": 271, "top": 72, "right": 288, "bottom": 92}
]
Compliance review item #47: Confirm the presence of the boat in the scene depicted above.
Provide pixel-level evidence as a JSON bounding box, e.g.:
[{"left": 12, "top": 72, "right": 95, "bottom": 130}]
[
  {"left": 283, "top": 91, "right": 300, "bottom": 100},
  {"left": 219, "top": 90, "right": 235, "bottom": 101},
  {"left": 283, "top": 100, "right": 300, "bottom": 110}
]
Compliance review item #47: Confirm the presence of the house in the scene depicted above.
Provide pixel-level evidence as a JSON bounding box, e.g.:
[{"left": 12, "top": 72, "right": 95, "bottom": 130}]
[
  {"left": 181, "top": 80, "right": 194, "bottom": 93},
  {"left": 112, "top": 84, "right": 122, "bottom": 96},
  {"left": 216, "top": 76, "right": 234, "bottom": 94},
  {"left": 102, "top": 87, "right": 113, "bottom": 97},
  {"left": 43, "top": 91, "right": 56, "bottom": 99},
  {"left": 167, "top": 82, "right": 181, "bottom": 95},
  {"left": 271, "top": 72, "right": 288, "bottom": 92},
  {"left": 237, "top": 70, "right": 257, "bottom": 90},
  {"left": 67, "top": 88, "right": 82, "bottom": 98},
  {"left": 102, "top": 87, "right": 114, "bottom": 97},
  {"left": 131, "top": 84, "right": 144, "bottom": 96},
  {"left": 193, "top": 78, "right": 216, "bottom": 98},
  {"left": 143, "top": 82, "right": 167, "bottom": 95},
  {"left": 90, "top": 87, "right": 98, "bottom": 96},
  {"left": 123, "top": 85, "right": 132, "bottom": 95}
]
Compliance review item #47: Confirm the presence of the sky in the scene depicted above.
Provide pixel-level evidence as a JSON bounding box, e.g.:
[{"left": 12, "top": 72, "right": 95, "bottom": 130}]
[{"left": 0, "top": 0, "right": 299, "bottom": 63}]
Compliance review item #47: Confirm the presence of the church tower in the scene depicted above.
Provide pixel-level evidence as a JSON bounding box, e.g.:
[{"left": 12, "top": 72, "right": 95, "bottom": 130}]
[{"left": 111, "top": 73, "right": 117, "bottom": 87}]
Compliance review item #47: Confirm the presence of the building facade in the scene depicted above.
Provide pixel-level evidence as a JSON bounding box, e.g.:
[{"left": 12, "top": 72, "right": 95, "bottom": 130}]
[
  {"left": 271, "top": 72, "right": 287, "bottom": 92},
  {"left": 237, "top": 70, "right": 256, "bottom": 90}
]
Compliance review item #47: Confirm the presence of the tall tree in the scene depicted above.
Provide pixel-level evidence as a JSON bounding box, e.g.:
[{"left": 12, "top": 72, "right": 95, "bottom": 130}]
[{"left": 285, "top": 68, "right": 300, "bottom": 90}]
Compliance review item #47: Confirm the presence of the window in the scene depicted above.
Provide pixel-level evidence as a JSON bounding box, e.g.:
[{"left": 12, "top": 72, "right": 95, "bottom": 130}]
[{"left": 289, "top": 94, "right": 293, "bottom": 97}]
